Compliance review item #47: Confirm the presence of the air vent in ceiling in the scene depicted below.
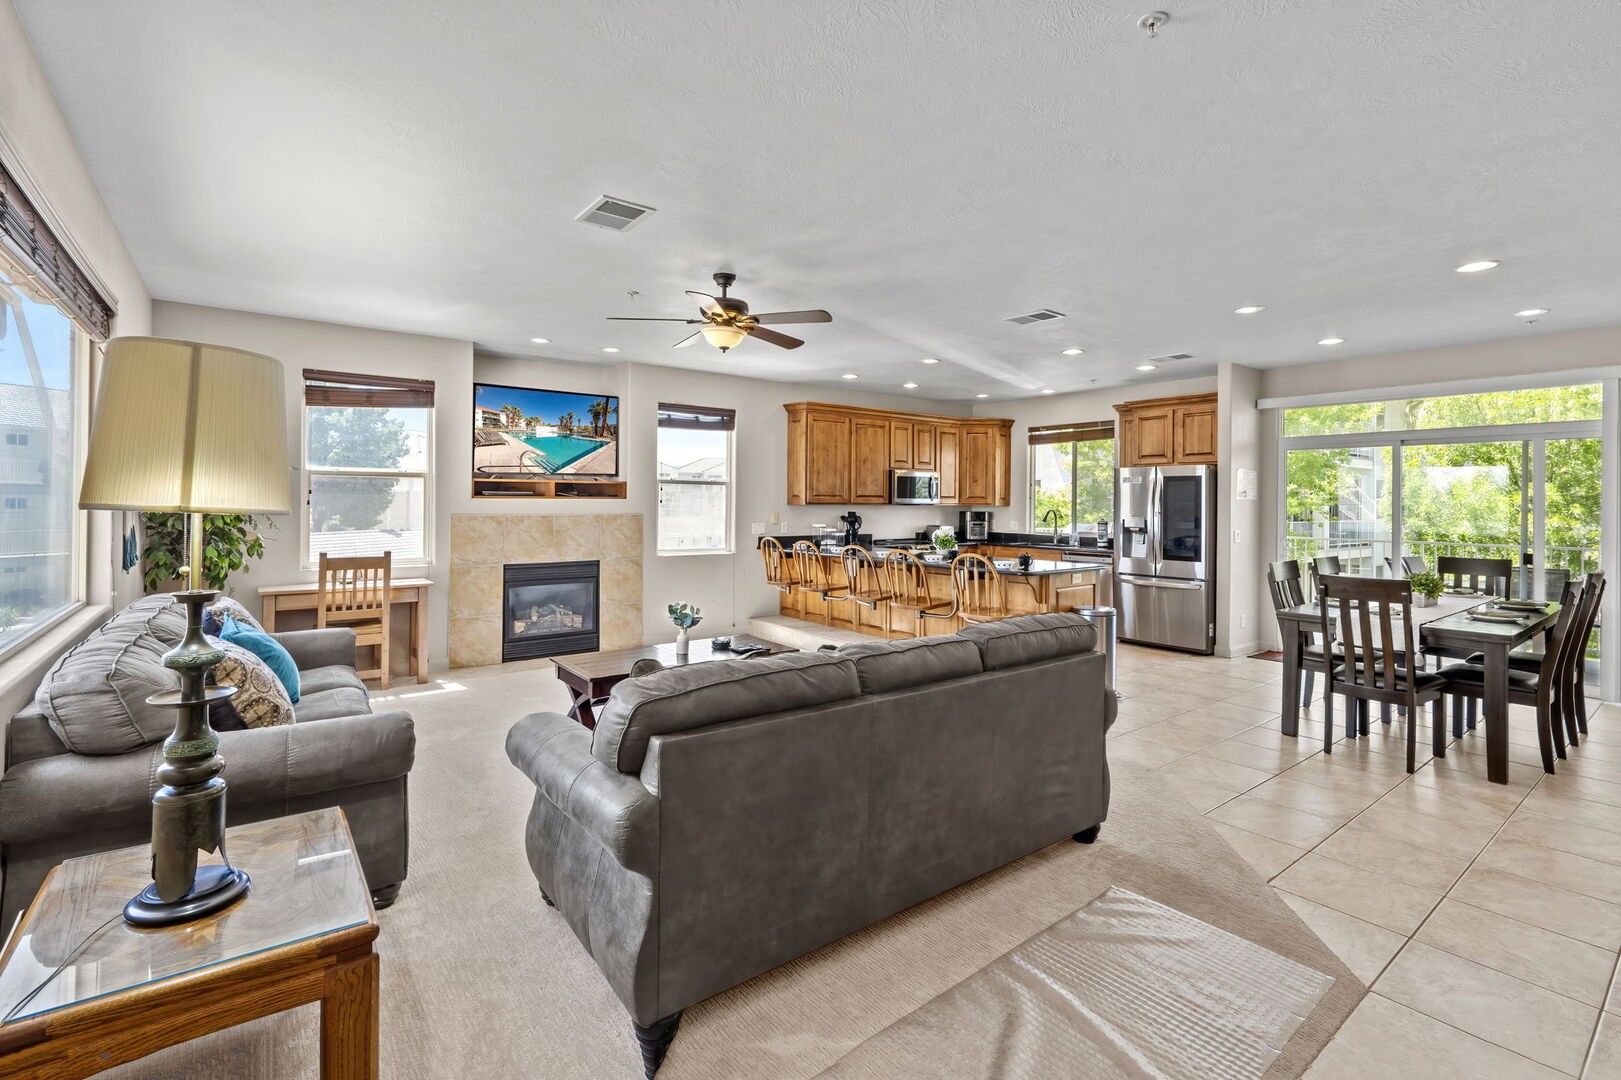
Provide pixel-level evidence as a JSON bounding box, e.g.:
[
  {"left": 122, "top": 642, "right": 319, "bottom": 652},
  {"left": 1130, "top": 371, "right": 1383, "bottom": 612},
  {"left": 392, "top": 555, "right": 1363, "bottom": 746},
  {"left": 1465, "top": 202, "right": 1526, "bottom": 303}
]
[
  {"left": 1144, "top": 353, "right": 1195, "bottom": 363},
  {"left": 1003, "top": 308, "right": 1066, "bottom": 325},
  {"left": 575, "top": 195, "right": 656, "bottom": 232}
]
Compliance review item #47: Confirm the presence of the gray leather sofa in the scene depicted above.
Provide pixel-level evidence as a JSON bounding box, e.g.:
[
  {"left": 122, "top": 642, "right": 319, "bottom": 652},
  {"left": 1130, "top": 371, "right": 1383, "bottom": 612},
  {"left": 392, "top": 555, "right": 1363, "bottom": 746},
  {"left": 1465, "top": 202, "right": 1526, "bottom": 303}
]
[
  {"left": 0, "top": 594, "right": 415, "bottom": 928},
  {"left": 506, "top": 612, "right": 1114, "bottom": 1076}
]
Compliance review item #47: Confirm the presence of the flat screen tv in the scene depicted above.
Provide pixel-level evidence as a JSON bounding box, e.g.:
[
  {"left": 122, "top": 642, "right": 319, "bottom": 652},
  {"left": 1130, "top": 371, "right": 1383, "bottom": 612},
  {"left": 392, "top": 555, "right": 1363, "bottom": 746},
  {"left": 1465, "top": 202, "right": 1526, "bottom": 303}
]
[{"left": 473, "top": 383, "right": 620, "bottom": 479}]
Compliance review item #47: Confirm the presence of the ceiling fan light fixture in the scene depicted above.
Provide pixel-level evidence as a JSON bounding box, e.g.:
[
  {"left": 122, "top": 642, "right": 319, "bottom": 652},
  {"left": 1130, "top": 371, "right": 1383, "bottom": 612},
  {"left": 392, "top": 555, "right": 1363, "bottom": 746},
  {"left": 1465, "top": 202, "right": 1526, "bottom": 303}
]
[{"left": 700, "top": 324, "right": 748, "bottom": 352}]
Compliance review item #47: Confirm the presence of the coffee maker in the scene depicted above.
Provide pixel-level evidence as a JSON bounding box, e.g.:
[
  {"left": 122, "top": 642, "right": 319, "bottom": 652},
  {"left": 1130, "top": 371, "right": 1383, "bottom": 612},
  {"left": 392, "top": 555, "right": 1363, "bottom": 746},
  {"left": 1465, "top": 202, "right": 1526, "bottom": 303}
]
[{"left": 958, "top": 510, "right": 992, "bottom": 542}]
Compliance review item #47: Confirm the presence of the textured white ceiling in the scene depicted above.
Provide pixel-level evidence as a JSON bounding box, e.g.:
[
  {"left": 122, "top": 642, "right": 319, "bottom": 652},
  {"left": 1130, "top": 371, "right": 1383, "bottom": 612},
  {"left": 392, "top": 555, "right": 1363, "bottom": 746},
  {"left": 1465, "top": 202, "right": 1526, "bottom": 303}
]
[{"left": 14, "top": 0, "right": 1621, "bottom": 400}]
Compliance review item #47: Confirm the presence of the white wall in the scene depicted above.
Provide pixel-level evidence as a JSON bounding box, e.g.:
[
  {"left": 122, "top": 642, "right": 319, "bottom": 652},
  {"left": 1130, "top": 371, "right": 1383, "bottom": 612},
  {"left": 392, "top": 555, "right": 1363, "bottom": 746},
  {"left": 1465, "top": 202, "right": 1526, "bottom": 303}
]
[
  {"left": 974, "top": 375, "right": 1218, "bottom": 532},
  {"left": 151, "top": 301, "right": 473, "bottom": 668},
  {"left": 0, "top": 0, "right": 153, "bottom": 725},
  {"left": 1216, "top": 363, "right": 1264, "bottom": 657}
]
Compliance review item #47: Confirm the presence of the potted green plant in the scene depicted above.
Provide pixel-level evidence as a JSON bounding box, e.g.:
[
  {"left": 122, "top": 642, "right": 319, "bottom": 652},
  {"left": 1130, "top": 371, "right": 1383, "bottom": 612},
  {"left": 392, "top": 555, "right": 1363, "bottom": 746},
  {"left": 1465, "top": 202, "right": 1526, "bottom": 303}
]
[
  {"left": 1409, "top": 571, "right": 1444, "bottom": 607},
  {"left": 141, "top": 513, "right": 272, "bottom": 594},
  {"left": 668, "top": 602, "right": 702, "bottom": 656},
  {"left": 930, "top": 526, "right": 958, "bottom": 561}
]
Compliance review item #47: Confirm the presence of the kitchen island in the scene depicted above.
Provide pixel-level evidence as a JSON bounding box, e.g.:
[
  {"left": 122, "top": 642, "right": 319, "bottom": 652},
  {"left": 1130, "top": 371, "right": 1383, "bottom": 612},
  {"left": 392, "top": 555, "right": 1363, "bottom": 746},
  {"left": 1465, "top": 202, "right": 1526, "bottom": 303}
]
[{"left": 774, "top": 544, "right": 1106, "bottom": 638}]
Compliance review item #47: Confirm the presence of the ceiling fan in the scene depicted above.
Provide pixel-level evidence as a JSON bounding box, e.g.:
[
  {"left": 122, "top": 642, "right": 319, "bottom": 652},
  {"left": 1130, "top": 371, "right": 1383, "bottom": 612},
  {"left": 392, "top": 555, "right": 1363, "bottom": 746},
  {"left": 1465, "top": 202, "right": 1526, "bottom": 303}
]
[{"left": 606, "top": 272, "right": 831, "bottom": 352}]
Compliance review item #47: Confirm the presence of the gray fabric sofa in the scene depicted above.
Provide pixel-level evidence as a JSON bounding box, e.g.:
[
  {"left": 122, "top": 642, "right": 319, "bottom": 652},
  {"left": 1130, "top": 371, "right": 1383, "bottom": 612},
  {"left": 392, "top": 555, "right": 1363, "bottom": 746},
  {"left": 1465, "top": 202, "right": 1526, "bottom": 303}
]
[
  {"left": 506, "top": 612, "right": 1114, "bottom": 1076},
  {"left": 0, "top": 593, "right": 415, "bottom": 928}
]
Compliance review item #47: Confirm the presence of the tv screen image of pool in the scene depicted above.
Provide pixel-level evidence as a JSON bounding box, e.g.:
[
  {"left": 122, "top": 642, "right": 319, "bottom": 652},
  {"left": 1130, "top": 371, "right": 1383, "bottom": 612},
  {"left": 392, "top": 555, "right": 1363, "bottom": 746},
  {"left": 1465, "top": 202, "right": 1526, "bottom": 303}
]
[{"left": 473, "top": 384, "right": 620, "bottom": 479}]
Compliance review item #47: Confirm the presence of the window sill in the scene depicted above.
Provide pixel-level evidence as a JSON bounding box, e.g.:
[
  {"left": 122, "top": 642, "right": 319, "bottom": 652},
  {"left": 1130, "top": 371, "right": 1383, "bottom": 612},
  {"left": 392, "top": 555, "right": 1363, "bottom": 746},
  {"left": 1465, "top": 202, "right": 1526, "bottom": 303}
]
[
  {"left": 0, "top": 603, "right": 110, "bottom": 700},
  {"left": 656, "top": 549, "right": 734, "bottom": 558}
]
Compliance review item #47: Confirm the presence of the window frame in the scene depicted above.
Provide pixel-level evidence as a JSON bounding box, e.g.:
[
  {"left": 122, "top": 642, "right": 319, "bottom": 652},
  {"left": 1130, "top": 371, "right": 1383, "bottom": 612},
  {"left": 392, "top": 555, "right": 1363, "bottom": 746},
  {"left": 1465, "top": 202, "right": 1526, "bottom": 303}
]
[
  {"left": 300, "top": 387, "right": 435, "bottom": 570},
  {"left": 1027, "top": 432, "right": 1116, "bottom": 537},
  {"left": 656, "top": 404, "right": 735, "bottom": 557}
]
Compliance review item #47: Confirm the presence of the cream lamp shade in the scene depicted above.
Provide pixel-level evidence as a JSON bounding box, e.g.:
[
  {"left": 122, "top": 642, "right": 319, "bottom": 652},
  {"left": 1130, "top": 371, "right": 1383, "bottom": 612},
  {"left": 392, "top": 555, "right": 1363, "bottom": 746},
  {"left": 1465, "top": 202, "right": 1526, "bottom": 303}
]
[{"left": 78, "top": 336, "right": 292, "bottom": 514}]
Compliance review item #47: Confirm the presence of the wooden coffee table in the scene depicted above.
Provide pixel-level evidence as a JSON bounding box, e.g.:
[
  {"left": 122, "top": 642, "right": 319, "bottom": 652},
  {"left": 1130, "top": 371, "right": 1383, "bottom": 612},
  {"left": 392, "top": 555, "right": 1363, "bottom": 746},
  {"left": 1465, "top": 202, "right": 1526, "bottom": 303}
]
[
  {"left": 553, "top": 635, "right": 796, "bottom": 728},
  {"left": 0, "top": 808, "right": 379, "bottom": 1079}
]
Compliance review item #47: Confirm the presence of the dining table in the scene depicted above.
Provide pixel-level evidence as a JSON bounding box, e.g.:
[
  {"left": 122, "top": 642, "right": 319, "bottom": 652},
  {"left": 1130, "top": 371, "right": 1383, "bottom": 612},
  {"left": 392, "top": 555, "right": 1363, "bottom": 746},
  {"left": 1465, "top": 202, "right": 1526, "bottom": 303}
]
[{"left": 1274, "top": 591, "right": 1561, "bottom": 784}]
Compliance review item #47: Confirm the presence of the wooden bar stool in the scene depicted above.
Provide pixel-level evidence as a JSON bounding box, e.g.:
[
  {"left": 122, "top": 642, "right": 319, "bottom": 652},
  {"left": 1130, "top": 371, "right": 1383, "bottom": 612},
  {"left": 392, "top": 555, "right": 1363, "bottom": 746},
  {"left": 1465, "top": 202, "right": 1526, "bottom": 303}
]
[
  {"left": 950, "top": 552, "right": 1007, "bottom": 624},
  {"left": 790, "top": 540, "right": 842, "bottom": 598},
  {"left": 882, "top": 550, "right": 952, "bottom": 636},
  {"left": 838, "top": 546, "right": 892, "bottom": 608},
  {"left": 760, "top": 537, "right": 798, "bottom": 594},
  {"left": 317, "top": 551, "right": 392, "bottom": 688}
]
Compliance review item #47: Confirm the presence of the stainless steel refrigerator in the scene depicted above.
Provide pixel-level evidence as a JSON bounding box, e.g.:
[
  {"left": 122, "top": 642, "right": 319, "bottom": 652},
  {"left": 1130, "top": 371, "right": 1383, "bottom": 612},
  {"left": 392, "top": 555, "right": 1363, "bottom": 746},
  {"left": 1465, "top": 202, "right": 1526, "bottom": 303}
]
[{"left": 1115, "top": 464, "right": 1216, "bottom": 654}]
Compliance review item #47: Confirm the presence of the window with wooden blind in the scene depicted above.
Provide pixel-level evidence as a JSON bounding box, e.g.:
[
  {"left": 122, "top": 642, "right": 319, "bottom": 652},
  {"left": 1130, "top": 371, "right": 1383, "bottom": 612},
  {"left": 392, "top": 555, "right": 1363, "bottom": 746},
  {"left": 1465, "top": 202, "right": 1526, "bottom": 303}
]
[
  {"left": 1028, "top": 421, "right": 1115, "bottom": 535},
  {"left": 656, "top": 404, "right": 735, "bottom": 554},
  {"left": 302, "top": 370, "right": 434, "bottom": 566}
]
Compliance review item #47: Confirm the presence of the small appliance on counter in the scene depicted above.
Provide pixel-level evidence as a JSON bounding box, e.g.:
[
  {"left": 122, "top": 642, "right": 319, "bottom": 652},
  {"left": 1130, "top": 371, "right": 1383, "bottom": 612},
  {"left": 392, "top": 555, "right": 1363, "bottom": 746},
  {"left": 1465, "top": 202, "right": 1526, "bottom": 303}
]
[
  {"left": 959, "top": 510, "right": 992, "bottom": 541},
  {"left": 1095, "top": 519, "right": 1111, "bottom": 544},
  {"left": 838, "top": 511, "right": 863, "bottom": 546}
]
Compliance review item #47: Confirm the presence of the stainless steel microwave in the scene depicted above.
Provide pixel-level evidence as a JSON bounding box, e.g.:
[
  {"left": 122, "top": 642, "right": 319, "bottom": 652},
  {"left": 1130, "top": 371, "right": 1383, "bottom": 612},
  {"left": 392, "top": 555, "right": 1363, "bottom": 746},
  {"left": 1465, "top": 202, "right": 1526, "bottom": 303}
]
[{"left": 891, "top": 469, "right": 941, "bottom": 505}]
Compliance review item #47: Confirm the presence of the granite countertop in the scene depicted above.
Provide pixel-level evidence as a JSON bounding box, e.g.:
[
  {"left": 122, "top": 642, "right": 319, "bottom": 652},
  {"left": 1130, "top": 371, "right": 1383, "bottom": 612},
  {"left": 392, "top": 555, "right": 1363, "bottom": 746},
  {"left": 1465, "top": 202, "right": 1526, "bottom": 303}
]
[{"left": 912, "top": 557, "right": 1103, "bottom": 578}]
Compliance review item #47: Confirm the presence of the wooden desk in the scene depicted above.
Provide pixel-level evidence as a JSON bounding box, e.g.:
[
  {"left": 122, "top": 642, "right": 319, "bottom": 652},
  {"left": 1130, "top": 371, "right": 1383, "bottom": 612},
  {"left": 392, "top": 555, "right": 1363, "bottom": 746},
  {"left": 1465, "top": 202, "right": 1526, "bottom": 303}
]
[
  {"left": 0, "top": 809, "right": 379, "bottom": 1079},
  {"left": 1275, "top": 596, "right": 1559, "bottom": 784},
  {"left": 259, "top": 578, "right": 432, "bottom": 680}
]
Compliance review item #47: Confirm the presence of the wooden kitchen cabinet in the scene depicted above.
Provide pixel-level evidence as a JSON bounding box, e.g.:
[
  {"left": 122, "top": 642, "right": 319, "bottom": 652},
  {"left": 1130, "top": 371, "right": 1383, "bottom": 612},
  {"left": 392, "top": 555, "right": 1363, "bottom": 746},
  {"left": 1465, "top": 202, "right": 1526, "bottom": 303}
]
[
  {"left": 889, "top": 420, "right": 915, "bottom": 468},
  {"left": 851, "top": 418, "right": 891, "bottom": 503},
  {"left": 785, "top": 404, "right": 1010, "bottom": 506},
  {"left": 937, "top": 425, "right": 959, "bottom": 503},
  {"left": 913, "top": 423, "right": 936, "bottom": 470},
  {"left": 1114, "top": 393, "right": 1219, "bottom": 467}
]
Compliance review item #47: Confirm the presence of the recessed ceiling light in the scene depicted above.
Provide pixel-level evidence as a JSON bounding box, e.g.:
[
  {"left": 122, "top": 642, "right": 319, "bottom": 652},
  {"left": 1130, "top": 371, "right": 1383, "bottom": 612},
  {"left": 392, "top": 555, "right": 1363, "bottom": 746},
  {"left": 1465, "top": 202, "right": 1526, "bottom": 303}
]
[
  {"left": 1455, "top": 260, "right": 1499, "bottom": 273},
  {"left": 602, "top": 346, "right": 620, "bottom": 353},
  {"left": 1514, "top": 308, "right": 1549, "bottom": 318},
  {"left": 975, "top": 393, "right": 990, "bottom": 399},
  {"left": 1039, "top": 388, "right": 1056, "bottom": 395},
  {"left": 1234, "top": 305, "right": 1265, "bottom": 315},
  {"left": 1318, "top": 337, "right": 1344, "bottom": 346},
  {"left": 920, "top": 357, "right": 939, "bottom": 365},
  {"left": 903, "top": 382, "right": 919, "bottom": 389},
  {"left": 1136, "top": 363, "right": 1158, "bottom": 371},
  {"left": 1062, "top": 348, "right": 1084, "bottom": 356},
  {"left": 530, "top": 337, "right": 550, "bottom": 344},
  {"left": 841, "top": 373, "right": 858, "bottom": 380}
]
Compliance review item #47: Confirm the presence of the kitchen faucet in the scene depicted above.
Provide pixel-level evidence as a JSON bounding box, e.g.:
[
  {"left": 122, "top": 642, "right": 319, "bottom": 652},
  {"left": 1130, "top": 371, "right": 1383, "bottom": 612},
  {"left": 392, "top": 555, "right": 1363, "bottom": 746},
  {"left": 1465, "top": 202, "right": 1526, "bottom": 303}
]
[{"left": 1041, "top": 508, "right": 1065, "bottom": 544}]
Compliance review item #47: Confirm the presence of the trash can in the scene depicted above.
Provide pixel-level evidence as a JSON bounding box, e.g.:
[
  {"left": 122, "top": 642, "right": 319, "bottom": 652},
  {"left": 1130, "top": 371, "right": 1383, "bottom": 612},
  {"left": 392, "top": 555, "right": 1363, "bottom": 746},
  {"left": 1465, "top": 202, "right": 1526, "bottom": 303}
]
[{"left": 1073, "top": 605, "right": 1118, "bottom": 696}]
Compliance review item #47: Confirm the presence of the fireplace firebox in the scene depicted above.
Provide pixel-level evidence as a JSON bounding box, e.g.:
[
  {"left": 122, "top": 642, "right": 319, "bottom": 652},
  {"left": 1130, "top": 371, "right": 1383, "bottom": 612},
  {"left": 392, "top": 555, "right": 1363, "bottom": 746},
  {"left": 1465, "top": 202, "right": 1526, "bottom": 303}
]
[{"left": 503, "top": 560, "right": 600, "bottom": 661}]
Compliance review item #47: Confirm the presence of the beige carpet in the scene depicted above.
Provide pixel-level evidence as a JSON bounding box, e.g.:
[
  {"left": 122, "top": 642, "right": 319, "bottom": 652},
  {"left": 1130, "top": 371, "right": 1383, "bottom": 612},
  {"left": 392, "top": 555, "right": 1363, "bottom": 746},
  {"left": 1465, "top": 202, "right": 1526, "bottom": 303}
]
[{"left": 102, "top": 660, "right": 1364, "bottom": 1079}]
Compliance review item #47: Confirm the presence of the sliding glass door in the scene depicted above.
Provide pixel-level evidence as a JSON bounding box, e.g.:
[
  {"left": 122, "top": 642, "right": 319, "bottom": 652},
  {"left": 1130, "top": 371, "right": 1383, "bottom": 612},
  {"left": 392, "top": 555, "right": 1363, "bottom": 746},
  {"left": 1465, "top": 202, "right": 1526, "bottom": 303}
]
[{"left": 1284, "top": 446, "right": 1392, "bottom": 574}]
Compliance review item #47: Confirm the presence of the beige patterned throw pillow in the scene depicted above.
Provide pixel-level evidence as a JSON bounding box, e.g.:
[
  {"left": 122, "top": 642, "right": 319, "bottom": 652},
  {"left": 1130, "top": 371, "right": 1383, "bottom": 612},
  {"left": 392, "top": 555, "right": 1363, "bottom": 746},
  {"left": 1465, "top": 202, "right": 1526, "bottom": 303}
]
[
  {"left": 207, "top": 638, "right": 293, "bottom": 730},
  {"left": 205, "top": 596, "right": 265, "bottom": 634}
]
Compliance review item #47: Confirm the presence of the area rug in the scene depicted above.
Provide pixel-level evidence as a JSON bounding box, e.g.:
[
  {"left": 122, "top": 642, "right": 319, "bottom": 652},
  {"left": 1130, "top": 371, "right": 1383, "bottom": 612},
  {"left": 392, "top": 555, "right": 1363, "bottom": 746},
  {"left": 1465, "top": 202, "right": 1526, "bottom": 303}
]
[
  {"left": 1249, "top": 649, "right": 1284, "bottom": 662},
  {"left": 101, "top": 660, "right": 1364, "bottom": 1080},
  {"left": 816, "top": 888, "right": 1335, "bottom": 1080}
]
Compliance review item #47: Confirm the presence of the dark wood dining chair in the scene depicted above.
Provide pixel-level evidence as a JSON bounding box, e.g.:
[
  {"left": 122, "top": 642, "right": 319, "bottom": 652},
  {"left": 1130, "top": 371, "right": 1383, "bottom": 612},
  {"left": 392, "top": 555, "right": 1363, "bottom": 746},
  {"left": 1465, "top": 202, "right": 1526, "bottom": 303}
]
[
  {"left": 1565, "top": 571, "right": 1605, "bottom": 739},
  {"left": 1436, "top": 556, "right": 1511, "bottom": 596},
  {"left": 1438, "top": 578, "right": 1584, "bottom": 774},
  {"left": 1318, "top": 574, "right": 1447, "bottom": 773},
  {"left": 1384, "top": 555, "right": 1428, "bottom": 576},
  {"left": 1268, "top": 560, "right": 1329, "bottom": 714}
]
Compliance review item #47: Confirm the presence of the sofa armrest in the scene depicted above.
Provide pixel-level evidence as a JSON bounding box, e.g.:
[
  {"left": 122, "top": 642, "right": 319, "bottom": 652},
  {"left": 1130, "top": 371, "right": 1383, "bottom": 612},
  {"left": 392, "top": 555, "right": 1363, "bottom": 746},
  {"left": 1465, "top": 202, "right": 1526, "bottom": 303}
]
[
  {"left": 506, "top": 712, "right": 657, "bottom": 874},
  {"left": 0, "top": 711, "right": 415, "bottom": 846},
  {"left": 273, "top": 627, "right": 357, "bottom": 671}
]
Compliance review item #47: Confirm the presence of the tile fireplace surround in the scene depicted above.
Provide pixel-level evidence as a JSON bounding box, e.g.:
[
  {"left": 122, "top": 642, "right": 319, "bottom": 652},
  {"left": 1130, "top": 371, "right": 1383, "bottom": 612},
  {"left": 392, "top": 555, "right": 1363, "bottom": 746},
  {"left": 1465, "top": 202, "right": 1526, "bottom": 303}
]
[{"left": 449, "top": 513, "right": 643, "bottom": 667}]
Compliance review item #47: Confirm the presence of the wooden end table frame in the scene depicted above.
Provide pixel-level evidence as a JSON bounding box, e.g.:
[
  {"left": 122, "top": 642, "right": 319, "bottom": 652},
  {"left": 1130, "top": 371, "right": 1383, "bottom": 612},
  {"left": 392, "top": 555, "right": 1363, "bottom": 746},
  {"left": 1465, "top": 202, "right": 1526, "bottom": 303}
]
[
  {"left": 0, "top": 924, "right": 379, "bottom": 1079},
  {"left": 1276, "top": 599, "right": 1558, "bottom": 784}
]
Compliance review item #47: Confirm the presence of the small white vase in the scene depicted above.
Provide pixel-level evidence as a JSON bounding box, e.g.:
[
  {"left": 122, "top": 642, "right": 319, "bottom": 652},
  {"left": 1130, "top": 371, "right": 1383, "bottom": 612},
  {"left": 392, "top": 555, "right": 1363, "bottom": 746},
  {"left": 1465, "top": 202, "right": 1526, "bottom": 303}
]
[{"left": 675, "top": 627, "right": 689, "bottom": 656}]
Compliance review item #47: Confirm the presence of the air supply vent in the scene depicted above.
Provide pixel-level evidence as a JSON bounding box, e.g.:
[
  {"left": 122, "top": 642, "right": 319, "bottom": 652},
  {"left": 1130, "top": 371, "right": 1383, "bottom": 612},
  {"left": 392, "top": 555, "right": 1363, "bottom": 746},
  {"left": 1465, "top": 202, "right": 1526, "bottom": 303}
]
[
  {"left": 1144, "top": 353, "right": 1195, "bottom": 363},
  {"left": 575, "top": 196, "right": 656, "bottom": 232},
  {"left": 1003, "top": 308, "right": 1066, "bottom": 325}
]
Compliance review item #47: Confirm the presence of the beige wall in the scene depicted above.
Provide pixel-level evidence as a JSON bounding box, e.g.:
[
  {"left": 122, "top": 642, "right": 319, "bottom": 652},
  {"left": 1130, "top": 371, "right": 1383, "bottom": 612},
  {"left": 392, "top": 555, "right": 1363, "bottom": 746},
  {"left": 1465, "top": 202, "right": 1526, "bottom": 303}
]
[
  {"left": 1216, "top": 363, "right": 1264, "bottom": 657},
  {"left": 150, "top": 303, "right": 980, "bottom": 665},
  {"left": 0, "top": 1, "right": 153, "bottom": 726}
]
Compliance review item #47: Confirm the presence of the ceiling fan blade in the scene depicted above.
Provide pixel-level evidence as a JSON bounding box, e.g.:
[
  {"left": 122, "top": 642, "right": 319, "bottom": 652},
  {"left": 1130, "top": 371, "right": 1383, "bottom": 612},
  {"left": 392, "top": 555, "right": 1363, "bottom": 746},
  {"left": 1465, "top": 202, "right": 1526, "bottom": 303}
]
[
  {"left": 748, "top": 326, "right": 804, "bottom": 350},
  {"left": 686, "top": 291, "right": 725, "bottom": 316},
  {"left": 606, "top": 317, "right": 701, "bottom": 322},
  {"left": 751, "top": 309, "right": 833, "bottom": 325},
  {"left": 672, "top": 330, "right": 704, "bottom": 348}
]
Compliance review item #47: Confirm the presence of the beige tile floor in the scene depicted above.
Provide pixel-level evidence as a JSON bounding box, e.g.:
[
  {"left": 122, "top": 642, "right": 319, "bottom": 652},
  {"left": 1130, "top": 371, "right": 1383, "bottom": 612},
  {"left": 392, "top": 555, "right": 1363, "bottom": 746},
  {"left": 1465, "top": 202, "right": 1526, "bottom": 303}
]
[{"left": 1108, "top": 643, "right": 1621, "bottom": 1078}]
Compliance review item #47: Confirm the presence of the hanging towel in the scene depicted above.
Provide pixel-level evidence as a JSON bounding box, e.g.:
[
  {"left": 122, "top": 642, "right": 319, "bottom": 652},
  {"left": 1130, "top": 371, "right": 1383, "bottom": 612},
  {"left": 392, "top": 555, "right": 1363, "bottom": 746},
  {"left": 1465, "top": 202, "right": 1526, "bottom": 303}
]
[{"left": 123, "top": 523, "right": 138, "bottom": 572}]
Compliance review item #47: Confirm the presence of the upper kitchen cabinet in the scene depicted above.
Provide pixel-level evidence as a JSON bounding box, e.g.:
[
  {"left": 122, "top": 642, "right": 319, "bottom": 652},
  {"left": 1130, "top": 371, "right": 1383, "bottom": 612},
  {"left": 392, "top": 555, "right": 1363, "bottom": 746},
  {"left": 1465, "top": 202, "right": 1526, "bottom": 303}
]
[
  {"left": 784, "top": 404, "right": 1011, "bottom": 506},
  {"left": 1114, "top": 393, "right": 1219, "bottom": 467}
]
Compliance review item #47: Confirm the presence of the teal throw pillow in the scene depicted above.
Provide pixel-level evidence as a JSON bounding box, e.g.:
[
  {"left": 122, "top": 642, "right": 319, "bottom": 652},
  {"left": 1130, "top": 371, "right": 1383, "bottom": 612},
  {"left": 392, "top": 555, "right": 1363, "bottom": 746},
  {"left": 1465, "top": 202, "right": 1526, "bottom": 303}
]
[{"left": 219, "top": 615, "right": 301, "bottom": 703}]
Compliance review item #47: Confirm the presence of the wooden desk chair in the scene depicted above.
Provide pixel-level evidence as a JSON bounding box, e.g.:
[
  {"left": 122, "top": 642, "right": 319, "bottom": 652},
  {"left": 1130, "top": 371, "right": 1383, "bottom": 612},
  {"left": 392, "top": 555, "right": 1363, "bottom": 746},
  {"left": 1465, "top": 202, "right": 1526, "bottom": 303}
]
[
  {"left": 1318, "top": 574, "right": 1447, "bottom": 774},
  {"left": 1436, "top": 556, "right": 1511, "bottom": 596},
  {"left": 1439, "top": 577, "right": 1584, "bottom": 774},
  {"left": 950, "top": 552, "right": 1007, "bottom": 624},
  {"left": 760, "top": 537, "right": 798, "bottom": 593},
  {"left": 883, "top": 550, "right": 953, "bottom": 635},
  {"left": 317, "top": 551, "right": 392, "bottom": 688},
  {"left": 790, "top": 541, "right": 842, "bottom": 599},
  {"left": 838, "top": 546, "right": 892, "bottom": 609}
]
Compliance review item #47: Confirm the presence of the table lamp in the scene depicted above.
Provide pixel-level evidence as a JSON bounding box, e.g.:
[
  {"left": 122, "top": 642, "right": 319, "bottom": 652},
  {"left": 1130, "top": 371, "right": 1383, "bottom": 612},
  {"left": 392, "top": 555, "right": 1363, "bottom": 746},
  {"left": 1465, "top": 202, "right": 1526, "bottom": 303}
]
[{"left": 78, "top": 336, "right": 291, "bottom": 926}]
